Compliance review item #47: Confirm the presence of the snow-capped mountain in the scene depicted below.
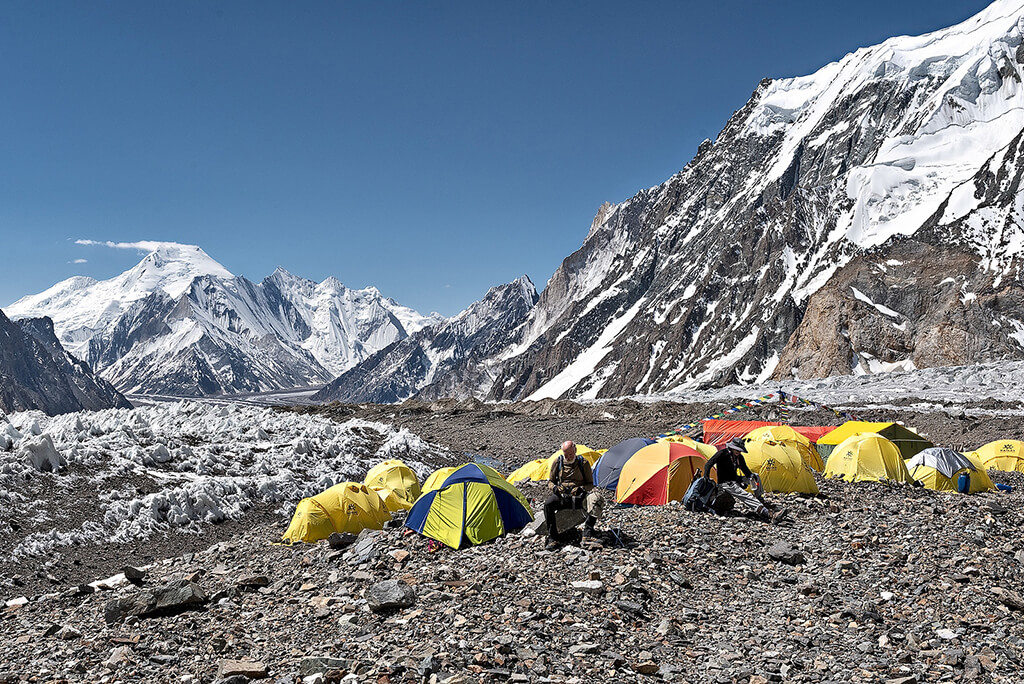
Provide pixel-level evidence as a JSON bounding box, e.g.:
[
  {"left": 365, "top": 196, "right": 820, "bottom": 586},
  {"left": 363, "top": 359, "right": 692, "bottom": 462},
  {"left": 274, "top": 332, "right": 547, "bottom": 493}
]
[
  {"left": 0, "top": 310, "right": 130, "bottom": 415},
  {"left": 5, "top": 244, "right": 442, "bottom": 396},
  {"left": 463, "top": 0, "right": 1024, "bottom": 400},
  {"left": 314, "top": 276, "right": 538, "bottom": 403}
]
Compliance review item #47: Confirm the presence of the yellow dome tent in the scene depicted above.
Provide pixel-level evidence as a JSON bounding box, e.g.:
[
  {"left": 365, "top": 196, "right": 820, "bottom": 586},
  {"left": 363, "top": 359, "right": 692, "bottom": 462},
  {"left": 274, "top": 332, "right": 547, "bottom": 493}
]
[
  {"left": 283, "top": 482, "right": 391, "bottom": 543},
  {"left": 817, "top": 421, "right": 932, "bottom": 461},
  {"left": 364, "top": 459, "right": 421, "bottom": 511},
  {"left": 422, "top": 467, "right": 458, "bottom": 494},
  {"left": 506, "top": 445, "right": 601, "bottom": 484},
  {"left": 406, "top": 463, "right": 533, "bottom": 549},
  {"left": 743, "top": 440, "right": 819, "bottom": 494},
  {"left": 744, "top": 428, "right": 824, "bottom": 471},
  {"left": 971, "top": 440, "right": 1024, "bottom": 472},
  {"left": 907, "top": 447, "right": 993, "bottom": 493},
  {"left": 657, "top": 435, "right": 717, "bottom": 458},
  {"left": 745, "top": 425, "right": 811, "bottom": 447},
  {"left": 823, "top": 433, "right": 914, "bottom": 484},
  {"left": 506, "top": 459, "right": 550, "bottom": 484}
]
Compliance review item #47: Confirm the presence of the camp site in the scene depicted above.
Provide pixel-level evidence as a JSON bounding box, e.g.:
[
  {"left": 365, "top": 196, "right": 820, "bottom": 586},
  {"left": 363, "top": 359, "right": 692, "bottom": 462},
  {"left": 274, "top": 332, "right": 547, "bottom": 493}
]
[{"left": 2, "top": 387, "right": 1023, "bottom": 683}]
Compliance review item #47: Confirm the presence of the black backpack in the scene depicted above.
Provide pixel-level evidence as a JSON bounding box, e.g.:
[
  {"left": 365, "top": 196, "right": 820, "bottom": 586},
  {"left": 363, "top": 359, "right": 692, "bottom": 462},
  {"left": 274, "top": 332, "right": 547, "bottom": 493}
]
[{"left": 683, "top": 472, "right": 734, "bottom": 514}]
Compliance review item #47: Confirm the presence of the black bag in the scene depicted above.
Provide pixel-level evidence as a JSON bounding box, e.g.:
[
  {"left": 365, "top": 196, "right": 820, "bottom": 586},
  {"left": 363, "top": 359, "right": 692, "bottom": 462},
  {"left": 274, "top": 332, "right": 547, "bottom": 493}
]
[{"left": 683, "top": 474, "right": 718, "bottom": 513}]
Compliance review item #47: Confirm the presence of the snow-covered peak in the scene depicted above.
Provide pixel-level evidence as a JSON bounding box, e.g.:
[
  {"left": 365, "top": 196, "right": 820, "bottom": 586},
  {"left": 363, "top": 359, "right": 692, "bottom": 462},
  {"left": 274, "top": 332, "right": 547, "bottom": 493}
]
[
  {"left": 118, "top": 243, "right": 233, "bottom": 299},
  {"left": 5, "top": 243, "right": 232, "bottom": 356}
]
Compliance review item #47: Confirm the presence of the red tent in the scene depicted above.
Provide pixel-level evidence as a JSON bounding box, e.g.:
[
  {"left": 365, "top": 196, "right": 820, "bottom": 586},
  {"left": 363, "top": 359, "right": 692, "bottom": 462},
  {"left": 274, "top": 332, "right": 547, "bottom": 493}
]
[{"left": 701, "top": 420, "right": 836, "bottom": 448}]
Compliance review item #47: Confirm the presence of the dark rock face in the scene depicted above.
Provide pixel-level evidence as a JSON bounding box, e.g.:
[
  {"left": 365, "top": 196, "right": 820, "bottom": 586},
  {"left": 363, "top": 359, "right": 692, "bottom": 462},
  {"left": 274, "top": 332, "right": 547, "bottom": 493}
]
[
  {"left": 315, "top": 277, "right": 538, "bottom": 403},
  {"left": 472, "top": 17, "right": 1024, "bottom": 399},
  {"left": 0, "top": 311, "right": 131, "bottom": 415},
  {"left": 776, "top": 130, "right": 1024, "bottom": 380}
]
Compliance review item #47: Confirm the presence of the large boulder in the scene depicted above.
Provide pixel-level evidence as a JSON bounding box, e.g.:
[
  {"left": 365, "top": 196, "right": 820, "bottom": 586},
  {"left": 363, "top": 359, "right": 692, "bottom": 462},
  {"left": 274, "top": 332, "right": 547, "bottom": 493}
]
[{"left": 104, "top": 579, "right": 207, "bottom": 624}]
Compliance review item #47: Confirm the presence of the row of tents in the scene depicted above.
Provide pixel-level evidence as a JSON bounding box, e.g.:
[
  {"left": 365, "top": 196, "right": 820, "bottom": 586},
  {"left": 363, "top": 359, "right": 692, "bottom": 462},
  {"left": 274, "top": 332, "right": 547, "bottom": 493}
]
[{"left": 283, "top": 420, "right": 1024, "bottom": 551}]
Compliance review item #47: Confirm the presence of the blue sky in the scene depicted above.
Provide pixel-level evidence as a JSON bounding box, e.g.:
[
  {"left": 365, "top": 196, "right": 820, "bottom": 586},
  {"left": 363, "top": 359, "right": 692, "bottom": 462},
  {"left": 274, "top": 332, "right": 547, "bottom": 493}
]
[{"left": 0, "top": 1, "right": 992, "bottom": 316}]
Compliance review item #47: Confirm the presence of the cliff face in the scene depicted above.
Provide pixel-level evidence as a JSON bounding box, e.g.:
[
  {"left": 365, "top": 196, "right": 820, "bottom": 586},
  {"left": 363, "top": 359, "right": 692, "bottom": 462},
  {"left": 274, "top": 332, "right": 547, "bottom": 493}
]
[
  {"left": 0, "top": 312, "right": 131, "bottom": 415},
  {"left": 482, "top": 3, "right": 1024, "bottom": 399}
]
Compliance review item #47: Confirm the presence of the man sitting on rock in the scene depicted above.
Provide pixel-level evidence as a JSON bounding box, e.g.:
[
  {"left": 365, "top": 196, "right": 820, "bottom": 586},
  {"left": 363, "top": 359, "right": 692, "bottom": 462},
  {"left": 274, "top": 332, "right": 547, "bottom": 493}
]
[
  {"left": 543, "top": 441, "right": 603, "bottom": 549},
  {"left": 705, "top": 438, "right": 785, "bottom": 523}
]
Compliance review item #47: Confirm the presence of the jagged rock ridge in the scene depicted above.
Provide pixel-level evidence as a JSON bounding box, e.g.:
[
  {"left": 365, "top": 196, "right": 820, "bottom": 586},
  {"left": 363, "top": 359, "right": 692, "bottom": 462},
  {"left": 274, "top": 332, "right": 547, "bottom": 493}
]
[
  {"left": 0, "top": 311, "right": 131, "bottom": 415},
  {"left": 314, "top": 276, "right": 539, "bottom": 404}
]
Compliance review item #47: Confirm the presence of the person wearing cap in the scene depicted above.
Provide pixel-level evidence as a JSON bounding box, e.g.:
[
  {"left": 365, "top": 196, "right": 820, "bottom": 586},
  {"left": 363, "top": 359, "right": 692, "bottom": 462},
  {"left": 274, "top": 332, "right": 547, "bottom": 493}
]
[
  {"left": 543, "top": 440, "right": 603, "bottom": 548},
  {"left": 705, "top": 437, "right": 784, "bottom": 522}
]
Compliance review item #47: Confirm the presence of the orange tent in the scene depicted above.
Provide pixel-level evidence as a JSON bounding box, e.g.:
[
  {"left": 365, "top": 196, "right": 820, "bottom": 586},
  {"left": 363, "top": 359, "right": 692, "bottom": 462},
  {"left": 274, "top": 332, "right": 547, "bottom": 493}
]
[
  {"left": 615, "top": 442, "right": 707, "bottom": 506},
  {"left": 702, "top": 419, "right": 836, "bottom": 448}
]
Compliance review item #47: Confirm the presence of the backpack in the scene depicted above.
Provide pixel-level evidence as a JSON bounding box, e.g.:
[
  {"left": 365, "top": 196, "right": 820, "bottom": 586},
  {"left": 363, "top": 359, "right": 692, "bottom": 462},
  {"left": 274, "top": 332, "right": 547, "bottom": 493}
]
[{"left": 683, "top": 473, "right": 719, "bottom": 513}]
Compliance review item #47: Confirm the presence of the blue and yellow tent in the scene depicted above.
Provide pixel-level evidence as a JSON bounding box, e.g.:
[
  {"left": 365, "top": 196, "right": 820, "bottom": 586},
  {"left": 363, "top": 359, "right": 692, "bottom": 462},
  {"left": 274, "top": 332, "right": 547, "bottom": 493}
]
[{"left": 405, "top": 463, "right": 533, "bottom": 549}]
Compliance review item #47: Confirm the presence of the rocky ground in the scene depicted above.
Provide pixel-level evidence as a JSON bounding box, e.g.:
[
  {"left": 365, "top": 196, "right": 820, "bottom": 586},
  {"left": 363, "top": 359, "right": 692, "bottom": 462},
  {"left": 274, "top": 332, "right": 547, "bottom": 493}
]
[{"left": 2, "top": 397, "right": 1023, "bottom": 683}]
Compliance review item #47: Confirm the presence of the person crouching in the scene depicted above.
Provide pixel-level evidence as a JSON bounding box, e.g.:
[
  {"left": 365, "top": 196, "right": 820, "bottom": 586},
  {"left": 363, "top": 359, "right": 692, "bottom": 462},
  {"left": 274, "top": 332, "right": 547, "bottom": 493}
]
[
  {"left": 543, "top": 441, "right": 603, "bottom": 549},
  {"left": 705, "top": 438, "right": 785, "bottom": 523}
]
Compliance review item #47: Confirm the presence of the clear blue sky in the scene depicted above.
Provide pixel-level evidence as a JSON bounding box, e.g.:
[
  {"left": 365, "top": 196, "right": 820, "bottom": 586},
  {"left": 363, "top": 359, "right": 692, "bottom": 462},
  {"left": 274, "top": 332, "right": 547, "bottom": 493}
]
[{"left": 0, "top": 1, "right": 992, "bottom": 316}]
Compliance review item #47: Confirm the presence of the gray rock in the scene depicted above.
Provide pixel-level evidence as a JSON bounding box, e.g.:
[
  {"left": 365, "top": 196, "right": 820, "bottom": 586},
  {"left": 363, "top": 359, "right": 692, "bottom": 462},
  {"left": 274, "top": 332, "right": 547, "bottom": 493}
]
[
  {"left": 104, "top": 579, "right": 207, "bottom": 624},
  {"left": 349, "top": 530, "right": 383, "bottom": 565},
  {"left": 366, "top": 579, "right": 416, "bottom": 613},
  {"left": 299, "top": 657, "right": 348, "bottom": 676},
  {"left": 766, "top": 541, "right": 806, "bottom": 565}
]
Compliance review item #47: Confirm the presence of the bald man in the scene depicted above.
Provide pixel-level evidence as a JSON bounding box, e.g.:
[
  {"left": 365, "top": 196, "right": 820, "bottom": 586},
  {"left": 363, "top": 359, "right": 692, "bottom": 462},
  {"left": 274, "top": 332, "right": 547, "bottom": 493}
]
[{"left": 543, "top": 441, "right": 603, "bottom": 548}]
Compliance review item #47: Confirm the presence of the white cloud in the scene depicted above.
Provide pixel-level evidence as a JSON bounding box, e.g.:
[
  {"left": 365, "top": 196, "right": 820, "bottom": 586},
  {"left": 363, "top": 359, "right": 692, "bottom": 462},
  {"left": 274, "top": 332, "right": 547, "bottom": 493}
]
[
  {"left": 68, "top": 258, "right": 88, "bottom": 264},
  {"left": 75, "top": 239, "right": 182, "bottom": 252}
]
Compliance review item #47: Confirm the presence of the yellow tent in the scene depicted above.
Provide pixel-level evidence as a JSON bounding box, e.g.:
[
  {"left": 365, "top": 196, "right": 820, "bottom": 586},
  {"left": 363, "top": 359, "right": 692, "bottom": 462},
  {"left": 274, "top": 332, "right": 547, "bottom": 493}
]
[
  {"left": 282, "top": 482, "right": 391, "bottom": 543},
  {"left": 657, "top": 435, "right": 717, "bottom": 458},
  {"left": 818, "top": 421, "right": 931, "bottom": 460},
  {"left": 506, "top": 445, "right": 601, "bottom": 484},
  {"left": 743, "top": 440, "right": 819, "bottom": 494},
  {"left": 506, "top": 459, "right": 550, "bottom": 484},
  {"left": 422, "top": 467, "right": 458, "bottom": 494},
  {"left": 823, "top": 433, "right": 914, "bottom": 484},
  {"left": 364, "top": 459, "right": 421, "bottom": 511},
  {"left": 971, "top": 440, "right": 1024, "bottom": 472},
  {"left": 744, "top": 430, "right": 823, "bottom": 471},
  {"left": 406, "top": 463, "right": 533, "bottom": 548},
  {"left": 745, "top": 425, "right": 811, "bottom": 448},
  {"left": 907, "top": 447, "right": 994, "bottom": 493}
]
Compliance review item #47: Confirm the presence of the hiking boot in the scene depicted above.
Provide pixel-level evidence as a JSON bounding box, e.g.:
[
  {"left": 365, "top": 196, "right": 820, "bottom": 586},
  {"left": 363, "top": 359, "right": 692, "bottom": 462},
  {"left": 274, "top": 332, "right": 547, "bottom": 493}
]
[
  {"left": 544, "top": 537, "right": 561, "bottom": 551},
  {"left": 770, "top": 509, "right": 789, "bottom": 524},
  {"left": 582, "top": 525, "right": 596, "bottom": 539}
]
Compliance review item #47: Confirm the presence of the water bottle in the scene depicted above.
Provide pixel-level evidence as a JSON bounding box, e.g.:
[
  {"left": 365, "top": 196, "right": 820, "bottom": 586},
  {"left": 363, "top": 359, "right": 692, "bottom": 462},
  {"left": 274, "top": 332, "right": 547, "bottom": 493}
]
[{"left": 957, "top": 472, "right": 970, "bottom": 494}]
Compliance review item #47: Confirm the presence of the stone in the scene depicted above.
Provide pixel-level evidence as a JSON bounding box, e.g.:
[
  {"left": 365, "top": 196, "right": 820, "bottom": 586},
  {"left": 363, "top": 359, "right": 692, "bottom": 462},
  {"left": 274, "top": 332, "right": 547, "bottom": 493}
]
[
  {"left": 237, "top": 575, "right": 270, "bottom": 589},
  {"left": 122, "top": 566, "right": 146, "bottom": 582},
  {"left": 299, "top": 657, "right": 348, "bottom": 676},
  {"left": 104, "top": 579, "right": 207, "bottom": 624},
  {"left": 218, "top": 660, "right": 269, "bottom": 679},
  {"left": 571, "top": 580, "right": 604, "bottom": 594},
  {"left": 366, "top": 579, "right": 416, "bottom": 613},
  {"left": 56, "top": 626, "right": 81, "bottom": 640},
  {"left": 327, "top": 532, "right": 357, "bottom": 549},
  {"left": 350, "top": 530, "right": 384, "bottom": 565},
  {"left": 991, "top": 587, "right": 1024, "bottom": 610},
  {"left": 766, "top": 541, "right": 805, "bottom": 565}
]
